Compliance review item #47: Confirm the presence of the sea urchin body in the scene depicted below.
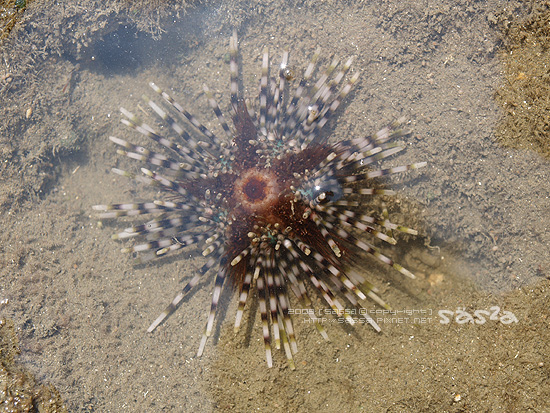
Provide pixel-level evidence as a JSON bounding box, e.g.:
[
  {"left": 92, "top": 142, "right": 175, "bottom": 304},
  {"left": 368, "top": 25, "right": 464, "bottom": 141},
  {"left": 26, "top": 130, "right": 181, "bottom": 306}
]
[{"left": 93, "top": 32, "right": 426, "bottom": 369}]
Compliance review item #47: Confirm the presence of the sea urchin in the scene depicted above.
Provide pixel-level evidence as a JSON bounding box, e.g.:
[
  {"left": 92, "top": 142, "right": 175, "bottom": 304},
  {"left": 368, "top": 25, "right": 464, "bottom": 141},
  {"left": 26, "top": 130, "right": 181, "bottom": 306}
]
[{"left": 93, "top": 32, "right": 426, "bottom": 369}]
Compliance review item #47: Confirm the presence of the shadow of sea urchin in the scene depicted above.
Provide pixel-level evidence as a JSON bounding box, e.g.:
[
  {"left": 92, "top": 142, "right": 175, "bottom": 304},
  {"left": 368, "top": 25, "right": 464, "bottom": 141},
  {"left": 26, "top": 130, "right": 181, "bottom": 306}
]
[{"left": 93, "top": 32, "right": 426, "bottom": 369}]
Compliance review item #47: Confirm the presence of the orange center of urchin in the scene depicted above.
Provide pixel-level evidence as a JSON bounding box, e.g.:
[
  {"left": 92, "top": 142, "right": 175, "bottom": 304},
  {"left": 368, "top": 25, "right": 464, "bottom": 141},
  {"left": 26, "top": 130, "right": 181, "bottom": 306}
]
[{"left": 234, "top": 168, "right": 280, "bottom": 213}]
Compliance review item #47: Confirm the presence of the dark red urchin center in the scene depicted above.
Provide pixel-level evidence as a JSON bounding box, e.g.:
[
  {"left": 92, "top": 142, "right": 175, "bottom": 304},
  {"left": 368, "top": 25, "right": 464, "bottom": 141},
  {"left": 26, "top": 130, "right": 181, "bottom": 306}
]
[
  {"left": 243, "top": 178, "right": 265, "bottom": 201},
  {"left": 233, "top": 168, "right": 280, "bottom": 213}
]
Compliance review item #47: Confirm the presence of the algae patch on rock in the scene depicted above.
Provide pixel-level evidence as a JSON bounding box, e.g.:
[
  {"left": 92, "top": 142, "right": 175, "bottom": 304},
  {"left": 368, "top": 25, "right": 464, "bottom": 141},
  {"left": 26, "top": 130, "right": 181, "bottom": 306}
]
[
  {"left": 0, "top": 318, "right": 67, "bottom": 412},
  {"left": 495, "top": 2, "right": 550, "bottom": 158}
]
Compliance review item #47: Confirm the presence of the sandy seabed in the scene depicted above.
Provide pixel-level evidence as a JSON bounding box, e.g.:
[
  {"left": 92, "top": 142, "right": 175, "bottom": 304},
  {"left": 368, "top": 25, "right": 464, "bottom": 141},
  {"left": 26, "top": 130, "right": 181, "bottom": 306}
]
[{"left": 1, "top": 0, "right": 549, "bottom": 411}]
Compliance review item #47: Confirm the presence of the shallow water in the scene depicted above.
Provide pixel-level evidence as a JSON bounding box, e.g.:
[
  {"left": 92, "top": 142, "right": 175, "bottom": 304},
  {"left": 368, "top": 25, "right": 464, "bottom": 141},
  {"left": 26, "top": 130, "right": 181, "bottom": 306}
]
[{"left": 1, "top": 0, "right": 548, "bottom": 411}]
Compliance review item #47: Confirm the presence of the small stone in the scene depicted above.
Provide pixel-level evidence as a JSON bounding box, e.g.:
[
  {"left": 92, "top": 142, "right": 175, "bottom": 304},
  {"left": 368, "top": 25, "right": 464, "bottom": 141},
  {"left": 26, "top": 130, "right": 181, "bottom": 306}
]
[{"left": 428, "top": 273, "right": 444, "bottom": 287}]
